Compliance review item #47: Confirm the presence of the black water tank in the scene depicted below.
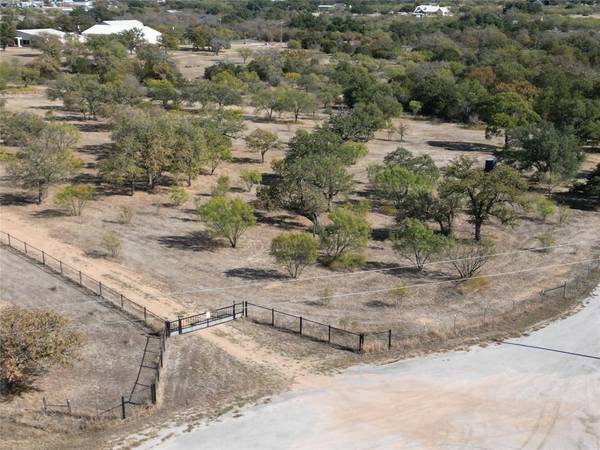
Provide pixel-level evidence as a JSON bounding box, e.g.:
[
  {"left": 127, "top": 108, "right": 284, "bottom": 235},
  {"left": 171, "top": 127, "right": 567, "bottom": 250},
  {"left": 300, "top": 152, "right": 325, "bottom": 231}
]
[{"left": 484, "top": 158, "right": 496, "bottom": 172}]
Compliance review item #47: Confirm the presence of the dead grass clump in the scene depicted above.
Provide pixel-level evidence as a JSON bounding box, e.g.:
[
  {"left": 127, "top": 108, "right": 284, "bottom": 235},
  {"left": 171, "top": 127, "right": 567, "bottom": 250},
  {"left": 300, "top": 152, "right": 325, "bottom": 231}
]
[
  {"left": 362, "top": 341, "right": 386, "bottom": 353},
  {"left": 386, "top": 282, "right": 411, "bottom": 305},
  {"left": 456, "top": 276, "right": 491, "bottom": 295},
  {"left": 119, "top": 206, "right": 135, "bottom": 224},
  {"left": 536, "top": 233, "right": 557, "bottom": 250}
]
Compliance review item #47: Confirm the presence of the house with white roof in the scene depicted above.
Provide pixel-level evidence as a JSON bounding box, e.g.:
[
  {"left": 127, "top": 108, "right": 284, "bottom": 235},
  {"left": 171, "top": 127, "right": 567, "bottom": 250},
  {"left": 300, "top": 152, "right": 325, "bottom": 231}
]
[
  {"left": 14, "top": 28, "right": 67, "bottom": 47},
  {"left": 82, "top": 20, "right": 161, "bottom": 44},
  {"left": 413, "top": 5, "right": 451, "bottom": 17}
]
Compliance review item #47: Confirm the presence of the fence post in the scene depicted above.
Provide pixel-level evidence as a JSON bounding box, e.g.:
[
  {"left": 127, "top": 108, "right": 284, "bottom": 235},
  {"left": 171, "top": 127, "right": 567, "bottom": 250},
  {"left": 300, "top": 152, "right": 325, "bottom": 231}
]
[
  {"left": 271, "top": 308, "right": 275, "bottom": 327},
  {"left": 79, "top": 271, "right": 82, "bottom": 285},
  {"left": 388, "top": 329, "right": 392, "bottom": 349},
  {"left": 24, "top": 242, "right": 27, "bottom": 254},
  {"left": 42, "top": 251, "right": 45, "bottom": 265},
  {"left": 358, "top": 334, "right": 364, "bottom": 353},
  {"left": 178, "top": 317, "right": 182, "bottom": 335},
  {"left": 160, "top": 347, "right": 163, "bottom": 367},
  {"left": 59, "top": 260, "right": 63, "bottom": 274},
  {"left": 98, "top": 281, "right": 102, "bottom": 296},
  {"left": 165, "top": 321, "right": 171, "bottom": 338},
  {"left": 120, "top": 294, "right": 124, "bottom": 308},
  {"left": 328, "top": 325, "right": 331, "bottom": 343},
  {"left": 144, "top": 307, "right": 147, "bottom": 324},
  {"left": 7, "top": 234, "right": 11, "bottom": 247},
  {"left": 563, "top": 281, "right": 567, "bottom": 299},
  {"left": 244, "top": 301, "right": 248, "bottom": 318},
  {"left": 66, "top": 399, "right": 71, "bottom": 414},
  {"left": 42, "top": 397, "right": 47, "bottom": 415},
  {"left": 232, "top": 302, "right": 236, "bottom": 319},
  {"left": 121, "top": 396, "right": 126, "bottom": 420},
  {"left": 299, "top": 316, "right": 303, "bottom": 334},
  {"left": 150, "top": 384, "right": 156, "bottom": 404}
]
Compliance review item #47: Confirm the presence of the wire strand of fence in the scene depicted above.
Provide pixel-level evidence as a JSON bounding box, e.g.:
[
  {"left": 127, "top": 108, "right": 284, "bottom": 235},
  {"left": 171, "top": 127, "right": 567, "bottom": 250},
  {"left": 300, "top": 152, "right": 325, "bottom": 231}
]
[
  {"left": 169, "top": 238, "right": 600, "bottom": 295},
  {"left": 238, "top": 257, "right": 600, "bottom": 305},
  {"left": 0, "top": 230, "right": 166, "bottom": 327}
]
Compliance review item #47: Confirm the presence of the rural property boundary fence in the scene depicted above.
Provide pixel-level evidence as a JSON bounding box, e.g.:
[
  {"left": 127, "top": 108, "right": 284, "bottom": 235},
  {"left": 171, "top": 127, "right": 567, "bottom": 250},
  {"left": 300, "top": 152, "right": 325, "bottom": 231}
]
[
  {"left": 0, "top": 230, "right": 167, "bottom": 420},
  {"left": 244, "top": 301, "right": 366, "bottom": 352}
]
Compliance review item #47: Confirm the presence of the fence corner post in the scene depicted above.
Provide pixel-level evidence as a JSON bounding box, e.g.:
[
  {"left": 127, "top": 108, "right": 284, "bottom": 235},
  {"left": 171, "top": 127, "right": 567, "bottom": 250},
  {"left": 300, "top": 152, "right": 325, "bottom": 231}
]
[
  {"left": 150, "top": 384, "right": 156, "bottom": 404},
  {"left": 121, "top": 396, "right": 126, "bottom": 420}
]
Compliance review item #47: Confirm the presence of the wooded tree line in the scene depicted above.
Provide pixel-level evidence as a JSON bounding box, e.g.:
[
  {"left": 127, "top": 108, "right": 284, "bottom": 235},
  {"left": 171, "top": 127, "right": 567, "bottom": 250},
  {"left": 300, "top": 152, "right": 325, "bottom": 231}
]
[{"left": 1, "top": 1, "right": 599, "bottom": 278}]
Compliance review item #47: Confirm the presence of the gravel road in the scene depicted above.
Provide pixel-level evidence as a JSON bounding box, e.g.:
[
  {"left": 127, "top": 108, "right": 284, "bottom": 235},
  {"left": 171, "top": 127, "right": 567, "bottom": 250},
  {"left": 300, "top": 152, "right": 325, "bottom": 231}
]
[{"left": 137, "top": 286, "right": 600, "bottom": 450}]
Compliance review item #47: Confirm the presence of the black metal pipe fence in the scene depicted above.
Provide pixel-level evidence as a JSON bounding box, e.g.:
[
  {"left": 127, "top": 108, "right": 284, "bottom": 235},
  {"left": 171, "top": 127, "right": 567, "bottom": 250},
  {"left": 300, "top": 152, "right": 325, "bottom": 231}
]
[
  {"left": 165, "top": 302, "right": 244, "bottom": 336},
  {"left": 244, "top": 301, "right": 364, "bottom": 352},
  {"left": 1, "top": 231, "right": 168, "bottom": 419},
  {"left": 0, "top": 231, "right": 164, "bottom": 331}
]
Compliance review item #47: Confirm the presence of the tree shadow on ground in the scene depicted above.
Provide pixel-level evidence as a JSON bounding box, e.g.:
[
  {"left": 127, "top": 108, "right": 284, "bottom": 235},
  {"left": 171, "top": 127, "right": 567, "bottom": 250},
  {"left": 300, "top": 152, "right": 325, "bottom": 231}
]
[
  {"left": 371, "top": 227, "right": 391, "bottom": 242},
  {"left": 73, "top": 122, "right": 111, "bottom": 133},
  {"left": 365, "top": 299, "right": 393, "bottom": 308},
  {"left": 254, "top": 211, "right": 305, "bottom": 230},
  {"left": 157, "top": 231, "right": 221, "bottom": 251},
  {"left": 552, "top": 190, "right": 599, "bottom": 212},
  {"left": 30, "top": 208, "right": 64, "bottom": 218},
  {"left": 0, "top": 192, "right": 34, "bottom": 206},
  {"left": 223, "top": 267, "right": 287, "bottom": 280},
  {"left": 427, "top": 140, "right": 498, "bottom": 153},
  {"left": 77, "top": 143, "right": 113, "bottom": 161},
  {"left": 232, "top": 156, "right": 260, "bottom": 164}
]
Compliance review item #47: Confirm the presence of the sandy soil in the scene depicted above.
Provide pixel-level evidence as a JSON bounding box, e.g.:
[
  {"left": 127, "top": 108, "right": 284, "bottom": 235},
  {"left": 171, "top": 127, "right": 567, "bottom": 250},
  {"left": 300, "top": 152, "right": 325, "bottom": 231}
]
[
  {"left": 1, "top": 88, "right": 600, "bottom": 336},
  {"left": 130, "top": 285, "right": 600, "bottom": 450},
  {"left": 0, "top": 247, "right": 159, "bottom": 449}
]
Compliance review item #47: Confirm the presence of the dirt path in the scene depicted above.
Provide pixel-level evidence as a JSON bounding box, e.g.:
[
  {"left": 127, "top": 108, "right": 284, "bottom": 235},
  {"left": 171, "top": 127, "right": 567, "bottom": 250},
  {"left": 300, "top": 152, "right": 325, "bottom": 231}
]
[
  {"left": 1, "top": 213, "right": 182, "bottom": 318},
  {"left": 134, "top": 286, "right": 600, "bottom": 450},
  {"left": 0, "top": 214, "right": 326, "bottom": 387}
]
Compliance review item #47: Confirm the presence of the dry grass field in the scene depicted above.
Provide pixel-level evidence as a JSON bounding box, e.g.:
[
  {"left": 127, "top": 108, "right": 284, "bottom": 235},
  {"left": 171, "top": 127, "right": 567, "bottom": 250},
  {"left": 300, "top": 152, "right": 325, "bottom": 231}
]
[
  {"left": 1, "top": 43, "right": 600, "bottom": 449},
  {"left": 1, "top": 81, "right": 599, "bottom": 336}
]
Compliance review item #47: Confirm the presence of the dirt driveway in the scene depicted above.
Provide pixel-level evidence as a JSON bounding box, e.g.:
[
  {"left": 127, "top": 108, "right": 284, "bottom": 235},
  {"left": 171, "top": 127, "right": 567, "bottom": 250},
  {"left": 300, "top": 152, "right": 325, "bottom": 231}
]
[{"left": 133, "top": 286, "right": 600, "bottom": 450}]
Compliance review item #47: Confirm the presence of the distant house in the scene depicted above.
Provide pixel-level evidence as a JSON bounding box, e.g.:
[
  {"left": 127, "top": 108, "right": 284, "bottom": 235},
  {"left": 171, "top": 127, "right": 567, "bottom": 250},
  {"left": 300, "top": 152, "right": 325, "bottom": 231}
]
[
  {"left": 413, "top": 5, "right": 451, "bottom": 17},
  {"left": 317, "top": 2, "right": 345, "bottom": 12},
  {"left": 81, "top": 20, "right": 162, "bottom": 44},
  {"left": 14, "top": 28, "right": 66, "bottom": 47}
]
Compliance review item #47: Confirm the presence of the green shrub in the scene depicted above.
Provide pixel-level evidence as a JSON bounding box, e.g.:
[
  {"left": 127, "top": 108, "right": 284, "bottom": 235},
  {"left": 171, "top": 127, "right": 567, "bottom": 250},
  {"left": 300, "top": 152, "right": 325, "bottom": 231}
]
[
  {"left": 54, "top": 184, "right": 95, "bottom": 216},
  {"left": 169, "top": 186, "right": 189, "bottom": 206},
  {"left": 535, "top": 197, "right": 556, "bottom": 223},
  {"left": 211, "top": 175, "right": 230, "bottom": 197},
  {"left": 270, "top": 232, "right": 318, "bottom": 278},
  {"left": 239, "top": 170, "right": 262, "bottom": 192},
  {"left": 196, "top": 196, "right": 256, "bottom": 248},
  {"left": 101, "top": 231, "right": 122, "bottom": 258}
]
